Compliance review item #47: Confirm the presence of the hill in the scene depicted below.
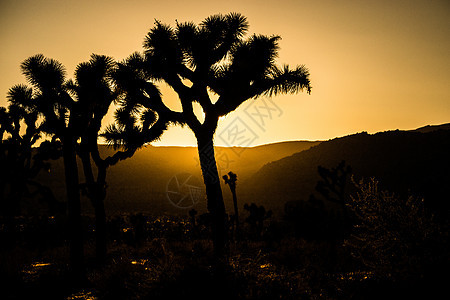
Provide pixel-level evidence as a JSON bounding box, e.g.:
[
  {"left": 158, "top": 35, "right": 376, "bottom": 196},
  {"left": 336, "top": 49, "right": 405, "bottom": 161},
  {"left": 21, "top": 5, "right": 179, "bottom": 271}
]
[
  {"left": 29, "top": 123, "right": 450, "bottom": 217},
  {"left": 34, "top": 140, "right": 319, "bottom": 215},
  {"left": 241, "top": 128, "right": 450, "bottom": 215},
  {"left": 412, "top": 123, "right": 450, "bottom": 133}
]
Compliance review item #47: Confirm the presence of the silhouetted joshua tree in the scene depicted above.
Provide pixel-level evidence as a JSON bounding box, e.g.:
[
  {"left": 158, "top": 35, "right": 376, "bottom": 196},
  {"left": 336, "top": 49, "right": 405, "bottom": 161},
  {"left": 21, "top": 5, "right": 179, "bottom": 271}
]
[
  {"left": 223, "top": 171, "right": 239, "bottom": 235},
  {"left": 244, "top": 203, "right": 272, "bottom": 238},
  {"left": 1, "top": 91, "right": 62, "bottom": 212},
  {"left": 113, "top": 13, "right": 311, "bottom": 257},
  {"left": 189, "top": 208, "right": 198, "bottom": 228},
  {"left": 0, "top": 94, "right": 61, "bottom": 247},
  {"left": 313, "top": 160, "right": 352, "bottom": 209},
  {"left": 66, "top": 54, "right": 168, "bottom": 263},
  {"left": 19, "top": 54, "right": 85, "bottom": 282},
  {"left": 1, "top": 93, "right": 40, "bottom": 215},
  {"left": 310, "top": 160, "right": 352, "bottom": 271}
]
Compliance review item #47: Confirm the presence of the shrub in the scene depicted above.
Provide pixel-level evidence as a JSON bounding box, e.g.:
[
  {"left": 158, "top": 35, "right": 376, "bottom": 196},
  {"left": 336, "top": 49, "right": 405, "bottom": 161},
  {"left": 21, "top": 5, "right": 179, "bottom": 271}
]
[{"left": 345, "top": 178, "right": 448, "bottom": 281}]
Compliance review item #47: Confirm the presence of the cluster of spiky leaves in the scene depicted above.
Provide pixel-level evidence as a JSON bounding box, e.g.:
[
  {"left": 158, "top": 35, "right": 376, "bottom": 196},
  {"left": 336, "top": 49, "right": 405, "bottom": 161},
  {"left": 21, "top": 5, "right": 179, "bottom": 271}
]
[
  {"left": 19, "top": 54, "right": 74, "bottom": 136},
  {"left": 4, "top": 13, "right": 311, "bottom": 153},
  {"left": 66, "top": 53, "right": 121, "bottom": 143},
  {"left": 1, "top": 74, "right": 61, "bottom": 212},
  {"left": 20, "top": 54, "right": 66, "bottom": 93},
  {"left": 70, "top": 54, "right": 117, "bottom": 119},
  {"left": 8, "top": 52, "right": 165, "bottom": 153},
  {"left": 102, "top": 12, "right": 311, "bottom": 149},
  {"left": 101, "top": 53, "right": 172, "bottom": 151},
  {"left": 3, "top": 84, "right": 42, "bottom": 146},
  {"left": 139, "top": 12, "right": 311, "bottom": 122}
]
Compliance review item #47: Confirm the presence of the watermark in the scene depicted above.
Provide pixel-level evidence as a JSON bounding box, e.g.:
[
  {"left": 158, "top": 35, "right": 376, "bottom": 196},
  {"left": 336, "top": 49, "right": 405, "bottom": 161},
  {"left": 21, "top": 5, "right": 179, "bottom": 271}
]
[
  {"left": 217, "top": 116, "right": 258, "bottom": 156},
  {"left": 194, "top": 144, "right": 236, "bottom": 180},
  {"left": 217, "top": 96, "right": 283, "bottom": 154},
  {"left": 244, "top": 97, "right": 283, "bottom": 132},
  {"left": 166, "top": 172, "right": 204, "bottom": 209},
  {"left": 191, "top": 96, "right": 284, "bottom": 182},
  {"left": 215, "top": 147, "right": 235, "bottom": 176}
]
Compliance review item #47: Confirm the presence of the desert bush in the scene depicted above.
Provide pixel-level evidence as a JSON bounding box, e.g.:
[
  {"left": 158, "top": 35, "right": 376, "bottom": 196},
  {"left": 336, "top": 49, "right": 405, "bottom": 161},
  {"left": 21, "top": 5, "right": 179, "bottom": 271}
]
[{"left": 345, "top": 177, "right": 448, "bottom": 281}]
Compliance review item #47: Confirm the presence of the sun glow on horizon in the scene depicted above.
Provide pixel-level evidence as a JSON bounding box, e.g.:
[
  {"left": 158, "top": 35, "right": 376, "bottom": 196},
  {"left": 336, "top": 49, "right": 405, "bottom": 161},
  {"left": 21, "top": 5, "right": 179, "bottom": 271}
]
[{"left": 1, "top": 0, "right": 449, "bottom": 146}]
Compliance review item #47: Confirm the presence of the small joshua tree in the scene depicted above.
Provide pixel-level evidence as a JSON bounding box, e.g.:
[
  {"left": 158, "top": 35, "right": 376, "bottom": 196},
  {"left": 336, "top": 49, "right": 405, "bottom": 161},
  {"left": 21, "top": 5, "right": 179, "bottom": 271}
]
[
  {"left": 314, "top": 160, "right": 352, "bottom": 208},
  {"left": 309, "top": 160, "right": 352, "bottom": 270},
  {"left": 1, "top": 94, "right": 59, "bottom": 217},
  {"left": 223, "top": 171, "right": 239, "bottom": 235},
  {"left": 189, "top": 208, "right": 198, "bottom": 228},
  {"left": 244, "top": 203, "right": 272, "bottom": 238}
]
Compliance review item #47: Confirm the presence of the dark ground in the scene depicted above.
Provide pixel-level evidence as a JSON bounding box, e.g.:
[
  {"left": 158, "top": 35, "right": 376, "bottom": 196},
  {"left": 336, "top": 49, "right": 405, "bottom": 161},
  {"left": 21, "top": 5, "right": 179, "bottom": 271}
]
[{"left": 1, "top": 211, "right": 447, "bottom": 300}]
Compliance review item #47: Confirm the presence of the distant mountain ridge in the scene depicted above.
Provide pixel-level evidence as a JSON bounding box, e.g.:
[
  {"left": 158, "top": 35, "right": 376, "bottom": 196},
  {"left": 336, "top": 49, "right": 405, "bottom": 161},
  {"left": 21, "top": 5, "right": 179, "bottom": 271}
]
[
  {"left": 32, "top": 123, "right": 450, "bottom": 216},
  {"left": 35, "top": 140, "right": 319, "bottom": 215},
  {"left": 412, "top": 123, "right": 450, "bottom": 133},
  {"left": 241, "top": 125, "right": 450, "bottom": 214}
]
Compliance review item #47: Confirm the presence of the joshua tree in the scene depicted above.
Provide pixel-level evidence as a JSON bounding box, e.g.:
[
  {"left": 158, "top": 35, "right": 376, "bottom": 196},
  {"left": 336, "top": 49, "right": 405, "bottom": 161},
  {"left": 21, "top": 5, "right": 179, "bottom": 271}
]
[
  {"left": 114, "top": 13, "right": 311, "bottom": 256},
  {"left": 310, "top": 160, "right": 352, "bottom": 271},
  {"left": 19, "top": 54, "right": 85, "bottom": 282},
  {"left": 223, "top": 171, "right": 239, "bottom": 235},
  {"left": 0, "top": 90, "right": 63, "bottom": 250},
  {"left": 67, "top": 54, "right": 120, "bottom": 263},
  {"left": 189, "top": 208, "right": 198, "bottom": 228},
  {"left": 314, "top": 160, "right": 352, "bottom": 209},
  {"left": 69, "top": 54, "right": 168, "bottom": 263},
  {"left": 1, "top": 87, "right": 62, "bottom": 214},
  {"left": 1, "top": 89, "right": 39, "bottom": 216},
  {"left": 244, "top": 203, "right": 272, "bottom": 238}
]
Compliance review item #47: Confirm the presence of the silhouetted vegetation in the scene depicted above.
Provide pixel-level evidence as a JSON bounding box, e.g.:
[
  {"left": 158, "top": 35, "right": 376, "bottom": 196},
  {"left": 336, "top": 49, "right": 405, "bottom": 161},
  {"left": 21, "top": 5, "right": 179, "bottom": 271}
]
[
  {"left": 0, "top": 101, "right": 62, "bottom": 218},
  {"left": 31, "top": 141, "right": 317, "bottom": 216},
  {"left": 73, "top": 54, "right": 167, "bottom": 264},
  {"left": 345, "top": 178, "right": 448, "bottom": 284},
  {"left": 9, "top": 54, "right": 87, "bottom": 282},
  {"left": 2, "top": 121, "right": 449, "bottom": 299},
  {"left": 1, "top": 11, "right": 449, "bottom": 300},
  {"left": 4, "top": 52, "right": 167, "bottom": 279},
  {"left": 223, "top": 171, "right": 240, "bottom": 237},
  {"left": 244, "top": 203, "right": 272, "bottom": 239},
  {"left": 101, "top": 12, "right": 311, "bottom": 257}
]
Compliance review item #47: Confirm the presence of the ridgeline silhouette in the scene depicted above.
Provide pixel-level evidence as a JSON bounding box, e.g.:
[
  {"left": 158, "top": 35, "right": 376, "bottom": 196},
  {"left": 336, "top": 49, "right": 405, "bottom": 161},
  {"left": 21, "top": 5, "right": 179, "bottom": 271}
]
[
  {"left": 246, "top": 127, "right": 450, "bottom": 215},
  {"left": 31, "top": 141, "right": 317, "bottom": 214}
]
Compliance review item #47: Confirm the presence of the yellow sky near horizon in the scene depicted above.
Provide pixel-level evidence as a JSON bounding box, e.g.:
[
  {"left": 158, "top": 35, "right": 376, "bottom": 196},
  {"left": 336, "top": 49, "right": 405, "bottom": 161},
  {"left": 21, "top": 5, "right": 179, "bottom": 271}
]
[{"left": 1, "top": 0, "right": 449, "bottom": 146}]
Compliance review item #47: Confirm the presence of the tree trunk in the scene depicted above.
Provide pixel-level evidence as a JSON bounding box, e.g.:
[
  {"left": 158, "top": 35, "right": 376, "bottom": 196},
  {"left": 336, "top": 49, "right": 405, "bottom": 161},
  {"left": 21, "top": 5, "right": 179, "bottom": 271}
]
[
  {"left": 94, "top": 194, "right": 107, "bottom": 263},
  {"left": 62, "top": 136, "right": 85, "bottom": 283},
  {"left": 231, "top": 187, "right": 240, "bottom": 236},
  {"left": 95, "top": 165, "right": 108, "bottom": 264},
  {"left": 80, "top": 147, "right": 108, "bottom": 264},
  {"left": 197, "top": 137, "right": 227, "bottom": 257}
]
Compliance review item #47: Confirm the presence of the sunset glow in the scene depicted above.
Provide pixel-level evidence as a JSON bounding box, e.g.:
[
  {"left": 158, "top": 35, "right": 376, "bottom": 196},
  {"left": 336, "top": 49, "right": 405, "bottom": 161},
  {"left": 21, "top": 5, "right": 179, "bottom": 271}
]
[
  {"left": 2, "top": 2, "right": 449, "bottom": 296},
  {"left": 1, "top": 0, "right": 449, "bottom": 146}
]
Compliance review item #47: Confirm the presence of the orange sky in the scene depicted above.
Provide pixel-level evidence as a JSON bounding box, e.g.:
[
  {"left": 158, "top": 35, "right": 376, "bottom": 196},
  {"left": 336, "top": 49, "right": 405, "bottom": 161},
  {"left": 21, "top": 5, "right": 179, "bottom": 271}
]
[{"left": 1, "top": 0, "right": 449, "bottom": 146}]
